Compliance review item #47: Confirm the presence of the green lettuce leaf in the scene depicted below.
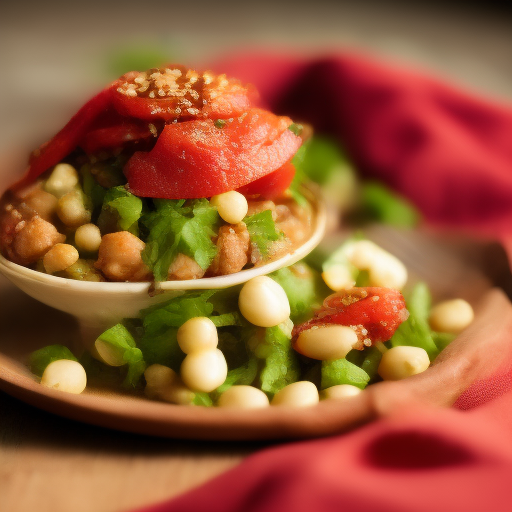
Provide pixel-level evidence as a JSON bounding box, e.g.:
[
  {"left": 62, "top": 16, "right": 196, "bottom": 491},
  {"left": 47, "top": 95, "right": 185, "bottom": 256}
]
[
  {"left": 97, "top": 186, "right": 143, "bottom": 235},
  {"left": 390, "top": 282, "right": 439, "bottom": 360},
  {"left": 244, "top": 210, "right": 282, "bottom": 257},
  {"left": 213, "top": 357, "right": 259, "bottom": 399},
  {"left": 256, "top": 324, "right": 300, "bottom": 396},
  {"left": 141, "top": 199, "right": 219, "bottom": 281},
  {"left": 138, "top": 290, "right": 217, "bottom": 370},
  {"left": 96, "top": 323, "right": 146, "bottom": 387},
  {"left": 360, "top": 182, "right": 421, "bottom": 228},
  {"left": 29, "top": 345, "right": 78, "bottom": 377},
  {"left": 321, "top": 358, "right": 370, "bottom": 390},
  {"left": 270, "top": 264, "right": 329, "bottom": 323}
]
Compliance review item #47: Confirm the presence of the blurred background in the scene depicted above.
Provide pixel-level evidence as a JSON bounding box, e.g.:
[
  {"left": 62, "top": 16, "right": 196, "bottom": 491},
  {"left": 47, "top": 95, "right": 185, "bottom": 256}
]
[{"left": 0, "top": 0, "right": 511, "bottom": 169}]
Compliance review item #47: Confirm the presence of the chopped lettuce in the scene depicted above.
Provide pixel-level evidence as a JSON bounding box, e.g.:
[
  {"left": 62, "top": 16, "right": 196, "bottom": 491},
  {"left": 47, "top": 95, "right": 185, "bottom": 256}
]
[
  {"left": 213, "top": 357, "right": 259, "bottom": 398},
  {"left": 96, "top": 323, "right": 146, "bottom": 387},
  {"left": 432, "top": 331, "right": 456, "bottom": 351},
  {"left": 293, "top": 136, "right": 353, "bottom": 186},
  {"left": 256, "top": 324, "right": 300, "bottom": 396},
  {"left": 270, "top": 264, "right": 329, "bottom": 323},
  {"left": 244, "top": 210, "right": 282, "bottom": 257},
  {"left": 321, "top": 358, "right": 370, "bottom": 390},
  {"left": 29, "top": 345, "right": 78, "bottom": 377},
  {"left": 138, "top": 291, "right": 216, "bottom": 369},
  {"left": 81, "top": 166, "right": 106, "bottom": 211},
  {"left": 360, "top": 182, "right": 421, "bottom": 228},
  {"left": 193, "top": 392, "right": 214, "bottom": 407},
  {"left": 390, "top": 282, "right": 439, "bottom": 360},
  {"left": 141, "top": 199, "right": 219, "bottom": 281},
  {"left": 97, "top": 186, "right": 143, "bottom": 235}
]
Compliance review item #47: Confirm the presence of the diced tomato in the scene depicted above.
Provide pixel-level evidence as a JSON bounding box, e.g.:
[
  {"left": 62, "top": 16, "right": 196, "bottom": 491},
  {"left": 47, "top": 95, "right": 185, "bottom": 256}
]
[
  {"left": 123, "top": 109, "right": 302, "bottom": 199},
  {"left": 237, "top": 162, "right": 296, "bottom": 198},
  {"left": 292, "top": 287, "right": 409, "bottom": 348},
  {"left": 111, "top": 66, "right": 256, "bottom": 122}
]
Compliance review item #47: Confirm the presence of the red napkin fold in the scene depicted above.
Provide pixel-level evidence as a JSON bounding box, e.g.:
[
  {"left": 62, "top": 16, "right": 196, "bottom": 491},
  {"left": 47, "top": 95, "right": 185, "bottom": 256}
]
[
  {"left": 215, "top": 52, "right": 512, "bottom": 258},
  {"left": 133, "top": 53, "right": 512, "bottom": 512}
]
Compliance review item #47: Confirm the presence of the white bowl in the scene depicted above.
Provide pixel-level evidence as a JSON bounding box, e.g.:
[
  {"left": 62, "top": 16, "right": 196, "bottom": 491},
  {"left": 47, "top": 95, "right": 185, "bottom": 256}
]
[{"left": 0, "top": 190, "right": 326, "bottom": 345}]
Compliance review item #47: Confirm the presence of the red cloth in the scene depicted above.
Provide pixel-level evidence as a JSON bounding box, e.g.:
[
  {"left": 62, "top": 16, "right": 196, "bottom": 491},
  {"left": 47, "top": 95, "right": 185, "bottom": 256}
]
[{"left": 133, "top": 53, "right": 512, "bottom": 512}]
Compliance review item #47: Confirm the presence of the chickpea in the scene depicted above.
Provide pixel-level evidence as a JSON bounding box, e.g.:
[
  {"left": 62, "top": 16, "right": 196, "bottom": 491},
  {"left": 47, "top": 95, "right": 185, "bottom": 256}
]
[
  {"left": 320, "top": 384, "right": 362, "bottom": 401},
  {"left": 271, "top": 381, "right": 319, "bottom": 407},
  {"left": 95, "top": 231, "right": 151, "bottom": 282},
  {"left": 429, "top": 299, "right": 474, "bottom": 334},
  {"left": 168, "top": 253, "right": 205, "bottom": 280},
  {"left": 43, "top": 243, "right": 79, "bottom": 274},
  {"left": 41, "top": 359, "right": 87, "bottom": 394},
  {"left": 144, "top": 364, "right": 195, "bottom": 405},
  {"left": 180, "top": 349, "right": 227, "bottom": 393},
  {"left": 57, "top": 190, "right": 91, "bottom": 228},
  {"left": 12, "top": 216, "right": 66, "bottom": 265},
  {"left": 217, "top": 386, "right": 270, "bottom": 409},
  {"left": 238, "top": 276, "right": 291, "bottom": 327},
  {"left": 294, "top": 325, "right": 358, "bottom": 360},
  {"left": 378, "top": 346, "right": 430, "bottom": 381},
  {"left": 23, "top": 188, "right": 58, "bottom": 221},
  {"left": 44, "top": 163, "right": 79, "bottom": 198},
  {"left": 75, "top": 224, "right": 102, "bottom": 253},
  {"left": 210, "top": 191, "right": 249, "bottom": 224},
  {"left": 177, "top": 317, "right": 218, "bottom": 355}
]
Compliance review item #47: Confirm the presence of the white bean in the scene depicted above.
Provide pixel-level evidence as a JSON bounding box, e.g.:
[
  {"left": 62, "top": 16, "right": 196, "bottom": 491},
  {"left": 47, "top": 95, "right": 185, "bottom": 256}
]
[
  {"left": 378, "top": 346, "right": 430, "bottom": 381},
  {"left": 75, "top": 224, "right": 102, "bottom": 253},
  {"left": 322, "top": 264, "right": 356, "bottom": 291},
  {"left": 210, "top": 191, "right": 248, "bottom": 225},
  {"left": 93, "top": 338, "right": 125, "bottom": 366},
  {"left": 238, "top": 276, "right": 290, "bottom": 327},
  {"left": 41, "top": 359, "right": 87, "bottom": 394},
  {"left": 345, "top": 240, "right": 408, "bottom": 289},
  {"left": 44, "top": 163, "right": 79, "bottom": 198},
  {"left": 180, "top": 349, "right": 227, "bottom": 392},
  {"left": 320, "top": 384, "right": 362, "bottom": 401},
  {"left": 57, "top": 190, "right": 91, "bottom": 228},
  {"left": 429, "top": 299, "right": 474, "bottom": 334},
  {"left": 271, "top": 381, "right": 319, "bottom": 407},
  {"left": 294, "top": 325, "right": 358, "bottom": 360},
  {"left": 217, "top": 386, "right": 270, "bottom": 409},
  {"left": 144, "top": 364, "right": 195, "bottom": 405},
  {"left": 42, "top": 243, "right": 79, "bottom": 274},
  {"left": 177, "top": 317, "right": 218, "bottom": 354}
]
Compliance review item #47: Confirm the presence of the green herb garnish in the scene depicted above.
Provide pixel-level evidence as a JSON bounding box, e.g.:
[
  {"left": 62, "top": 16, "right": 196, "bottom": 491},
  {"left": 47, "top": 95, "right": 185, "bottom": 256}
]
[
  {"left": 244, "top": 210, "right": 282, "bottom": 257},
  {"left": 141, "top": 199, "right": 219, "bottom": 281}
]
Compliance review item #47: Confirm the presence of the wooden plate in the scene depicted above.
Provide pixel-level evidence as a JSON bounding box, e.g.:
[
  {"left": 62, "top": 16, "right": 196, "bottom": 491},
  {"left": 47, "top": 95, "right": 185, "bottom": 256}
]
[{"left": 1, "top": 223, "right": 511, "bottom": 440}]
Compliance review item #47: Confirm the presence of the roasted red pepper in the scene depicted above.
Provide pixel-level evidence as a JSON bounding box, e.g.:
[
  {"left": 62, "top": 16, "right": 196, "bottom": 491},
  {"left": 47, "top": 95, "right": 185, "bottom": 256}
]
[
  {"left": 124, "top": 109, "right": 302, "bottom": 199},
  {"left": 11, "top": 65, "right": 302, "bottom": 200},
  {"left": 237, "top": 162, "right": 296, "bottom": 199},
  {"left": 292, "top": 287, "right": 409, "bottom": 349},
  {"left": 111, "top": 66, "right": 256, "bottom": 121}
]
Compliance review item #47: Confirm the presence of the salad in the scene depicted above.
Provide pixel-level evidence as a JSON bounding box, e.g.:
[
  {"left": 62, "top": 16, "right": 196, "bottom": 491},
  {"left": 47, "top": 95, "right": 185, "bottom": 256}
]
[
  {"left": 0, "top": 64, "right": 475, "bottom": 409},
  {"left": 0, "top": 65, "right": 314, "bottom": 282}
]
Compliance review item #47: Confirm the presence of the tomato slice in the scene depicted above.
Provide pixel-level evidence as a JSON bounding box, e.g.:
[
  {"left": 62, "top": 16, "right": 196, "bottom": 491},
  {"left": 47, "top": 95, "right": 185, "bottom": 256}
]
[
  {"left": 292, "top": 287, "right": 409, "bottom": 348},
  {"left": 123, "top": 108, "right": 302, "bottom": 199},
  {"left": 112, "top": 66, "right": 256, "bottom": 121},
  {"left": 237, "top": 162, "right": 296, "bottom": 198},
  {"left": 11, "top": 88, "right": 112, "bottom": 191}
]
